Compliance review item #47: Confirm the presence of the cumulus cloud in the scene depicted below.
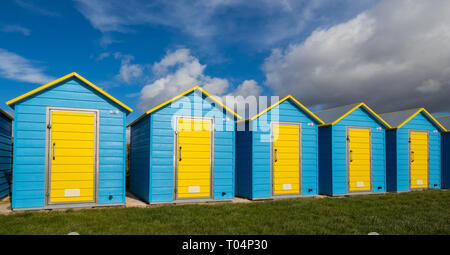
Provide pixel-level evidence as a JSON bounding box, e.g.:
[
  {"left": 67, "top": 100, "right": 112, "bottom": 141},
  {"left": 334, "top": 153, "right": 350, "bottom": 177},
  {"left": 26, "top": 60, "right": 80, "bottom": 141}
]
[
  {"left": 114, "top": 53, "right": 144, "bottom": 84},
  {"left": 0, "top": 48, "right": 55, "bottom": 84},
  {"left": 138, "top": 48, "right": 262, "bottom": 111},
  {"left": 74, "top": 0, "right": 376, "bottom": 48},
  {"left": 228, "top": 80, "right": 263, "bottom": 98},
  {"left": 1, "top": 25, "right": 31, "bottom": 36},
  {"left": 263, "top": 0, "right": 450, "bottom": 113}
]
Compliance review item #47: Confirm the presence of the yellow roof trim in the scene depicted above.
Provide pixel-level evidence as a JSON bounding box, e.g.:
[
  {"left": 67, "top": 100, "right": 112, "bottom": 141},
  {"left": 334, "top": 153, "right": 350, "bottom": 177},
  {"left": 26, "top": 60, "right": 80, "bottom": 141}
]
[
  {"left": 395, "top": 108, "right": 446, "bottom": 131},
  {"left": 436, "top": 115, "right": 450, "bottom": 132},
  {"left": 394, "top": 109, "right": 422, "bottom": 129},
  {"left": 6, "top": 72, "right": 133, "bottom": 113},
  {"left": 200, "top": 86, "right": 242, "bottom": 120},
  {"left": 128, "top": 86, "right": 242, "bottom": 127},
  {"left": 423, "top": 109, "right": 446, "bottom": 132},
  {"left": 246, "top": 95, "right": 324, "bottom": 124},
  {"left": 319, "top": 102, "right": 391, "bottom": 128},
  {"left": 0, "top": 109, "right": 13, "bottom": 120}
]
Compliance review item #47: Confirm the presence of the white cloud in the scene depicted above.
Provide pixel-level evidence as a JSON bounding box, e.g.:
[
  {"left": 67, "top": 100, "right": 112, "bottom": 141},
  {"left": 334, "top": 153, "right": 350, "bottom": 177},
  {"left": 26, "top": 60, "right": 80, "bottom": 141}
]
[
  {"left": 263, "top": 0, "right": 450, "bottom": 113},
  {"left": 15, "top": 0, "right": 60, "bottom": 17},
  {"left": 152, "top": 48, "right": 193, "bottom": 75},
  {"left": 228, "top": 80, "right": 263, "bottom": 98},
  {"left": 114, "top": 53, "right": 144, "bottom": 84},
  {"left": 0, "top": 48, "right": 55, "bottom": 84},
  {"left": 138, "top": 48, "right": 262, "bottom": 111},
  {"left": 96, "top": 52, "right": 111, "bottom": 61},
  {"left": 74, "top": 0, "right": 377, "bottom": 48},
  {"left": 1, "top": 25, "right": 31, "bottom": 36}
]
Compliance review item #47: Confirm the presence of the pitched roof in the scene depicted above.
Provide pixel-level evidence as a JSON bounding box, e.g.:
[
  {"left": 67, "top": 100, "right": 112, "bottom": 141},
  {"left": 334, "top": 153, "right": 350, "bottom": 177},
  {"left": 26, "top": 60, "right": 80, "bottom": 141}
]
[
  {"left": 314, "top": 102, "right": 390, "bottom": 128},
  {"left": 128, "top": 86, "right": 242, "bottom": 127},
  {"left": 380, "top": 108, "right": 445, "bottom": 131},
  {"left": 379, "top": 108, "right": 421, "bottom": 127},
  {"left": 6, "top": 72, "right": 133, "bottom": 114},
  {"left": 237, "top": 95, "right": 324, "bottom": 124},
  {"left": 0, "top": 109, "right": 13, "bottom": 120},
  {"left": 314, "top": 103, "right": 360, "bottom": 124},
  {"left": 436, "top": 115, "right": 450, "bottom": 131}
]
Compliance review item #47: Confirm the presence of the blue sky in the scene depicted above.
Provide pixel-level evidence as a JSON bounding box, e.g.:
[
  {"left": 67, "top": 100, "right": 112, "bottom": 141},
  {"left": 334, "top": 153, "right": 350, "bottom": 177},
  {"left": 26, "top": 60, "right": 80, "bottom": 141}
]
[{"left": 1, "top": 0, "right": 450, "bottom": 122}]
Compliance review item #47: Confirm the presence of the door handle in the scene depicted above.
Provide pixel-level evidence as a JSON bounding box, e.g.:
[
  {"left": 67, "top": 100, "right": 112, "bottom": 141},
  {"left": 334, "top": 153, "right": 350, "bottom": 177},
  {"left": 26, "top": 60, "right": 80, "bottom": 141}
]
[
  {"left": 411, "top": 151, "right": 414, "bottom": 162},
  {"left": 53, "top": 142, "right": 55, "bottom": 160},
  {"left": 349, "top": 150, "right": 353, "bottom": 162},
  {"left": 179, "top": 146, "right": 182, "bottom": 161},
  {"left": 274, "top": 149, "right": 278, "bottom": 162}
]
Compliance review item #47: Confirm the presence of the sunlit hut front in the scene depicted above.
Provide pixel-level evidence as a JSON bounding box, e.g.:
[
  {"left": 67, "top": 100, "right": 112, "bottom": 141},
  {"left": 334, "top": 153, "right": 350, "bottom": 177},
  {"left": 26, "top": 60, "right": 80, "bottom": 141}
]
[
  {"left": 128, "top": 86, "right": 240, "bottom": 204},
  {"left": 315, "top": 103, "right": 390, "bottom": 196},
  {"left": 435, "top": 115, "right": 450, "bottom": 189},
  {"left": 381, "top": 108, "right": 445, "bottom": 192},
  {"left": 0, "top": 109, "right": 13, "bottom": 199},
  {"left": 235, "top": 95, "right": 324, "bottom": 199},
  {"left": 7, "top": 73, "right": 132, "bottom": 210}
]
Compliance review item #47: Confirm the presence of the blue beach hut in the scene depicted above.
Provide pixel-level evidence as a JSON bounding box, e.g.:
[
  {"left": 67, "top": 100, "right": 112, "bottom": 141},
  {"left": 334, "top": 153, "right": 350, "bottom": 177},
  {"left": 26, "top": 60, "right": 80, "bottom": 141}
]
[
  {"left": 235, "top": 95, "right": 324, "bottom": 199},
  {"left": 0, "top": 109, "right": 13, "bottom": 199},
  {"left": 128, "top": 86, "right": 240, "bottom": 204},
  {"left": 381, "top": 108, "right": 445, "bottom": 192},
  {"left": 315, "top": 103, "right": 390, "bottom": 196},
  {"left": 436, "top": 115, "right": 450, "bottom": 189},
  {"left": 7, "top": 73, "right": 132, "bottom": 210}
]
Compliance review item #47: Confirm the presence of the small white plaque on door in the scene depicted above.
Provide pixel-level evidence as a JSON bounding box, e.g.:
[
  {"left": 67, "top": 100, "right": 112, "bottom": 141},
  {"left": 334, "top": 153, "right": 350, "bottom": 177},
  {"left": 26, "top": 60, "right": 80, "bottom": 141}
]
[
  {"left": 64, "top": 189, "right": 80, "bottom": 197},
  {"left": 356, "top": 182, "right": 365, "bottom": 188},
  {"left": 417, "top": 180, "right": 423, "bottom": 185},
  {"left": 188, "top": 186, "right": 200, "bottom": 193},
  {"left": 282, "top": 184, "right": 292, "bottom": 190}
]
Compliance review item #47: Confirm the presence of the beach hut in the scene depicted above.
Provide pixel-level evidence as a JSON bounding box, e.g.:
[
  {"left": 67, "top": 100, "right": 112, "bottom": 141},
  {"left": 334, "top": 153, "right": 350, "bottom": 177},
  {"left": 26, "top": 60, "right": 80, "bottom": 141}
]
[
  {"left": 0, "top": 109, "right": 13, "bottom": 199},
  {"left": 436, "top": 115, "right": 450, "bottom": 189},
  {"left": 7, "top": 72, "right": 132, "bottom": 210},
  {"left": 315, "top": 103, "right": 390, "bottom": 196},
  {"left": 235, "top": 95, "right": 323, "bottom": 199},
  {"left": 128, "top": 86, "right": 240, "bottom": 204},
  {"left": 381, "top": 108, "right": 445, "bottom": 192}
]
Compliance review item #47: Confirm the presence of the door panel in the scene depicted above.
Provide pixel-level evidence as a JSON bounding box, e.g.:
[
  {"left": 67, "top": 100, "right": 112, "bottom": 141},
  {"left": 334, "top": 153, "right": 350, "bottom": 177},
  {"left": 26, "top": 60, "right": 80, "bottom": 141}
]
[
  {"left": 410, "top": 131, "right": 428, "bottom": 189},
  {"left": 348, "top": 128, "right": 371, "bottom": 192},
  {"left": 49, "top": 111, "right": 96, "bottom": 203},
  {"left": 272, "top": 124, "right": 300, "bottom": 195},
  {"left": 177, "top": 118, "right": 212, "bottom": 199}
]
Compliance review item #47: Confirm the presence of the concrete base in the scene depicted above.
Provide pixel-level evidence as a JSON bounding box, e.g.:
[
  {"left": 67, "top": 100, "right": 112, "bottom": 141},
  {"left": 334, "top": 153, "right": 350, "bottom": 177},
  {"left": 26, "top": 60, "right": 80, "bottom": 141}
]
[
  {"left": 242, "top": 194, "right": 324, "bottom": 201},
  {"left": 150, "top": 198, "right": 233, "bottom": 205},
  {"left": 323, "top": 192, "right": 387, "bottom": 197},
  {"left": 12, "top": 203, "right": 124, "bottom": 211},
  {"left": 125, "top": 192, "right": 148, "bottom": 208}
]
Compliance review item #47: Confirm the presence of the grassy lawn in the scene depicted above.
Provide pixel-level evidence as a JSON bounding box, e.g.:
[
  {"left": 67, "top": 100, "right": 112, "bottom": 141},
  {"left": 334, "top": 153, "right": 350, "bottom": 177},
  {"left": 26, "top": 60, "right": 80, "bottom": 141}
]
[{"left": 0, "top": 190, "right": 449, "bottom": 235}]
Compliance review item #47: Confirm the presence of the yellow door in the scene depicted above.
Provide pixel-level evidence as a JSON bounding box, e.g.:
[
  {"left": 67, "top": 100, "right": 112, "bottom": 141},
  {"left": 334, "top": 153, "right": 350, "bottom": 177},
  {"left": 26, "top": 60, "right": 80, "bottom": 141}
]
[
  {"left": 348, "top": 128, "right": 371, "bottom": 192},
  {"left": 272, "top": 124, "right": 300, "bottom": 195},
  {"left": 410, "top": 131, "right": 428, "bottom": 189},
  {"left": 49, "top": 111, "right": 96, "bottom": 203},
  {"left": 177, "top": 118, "right": 211, "bottom": 199}
]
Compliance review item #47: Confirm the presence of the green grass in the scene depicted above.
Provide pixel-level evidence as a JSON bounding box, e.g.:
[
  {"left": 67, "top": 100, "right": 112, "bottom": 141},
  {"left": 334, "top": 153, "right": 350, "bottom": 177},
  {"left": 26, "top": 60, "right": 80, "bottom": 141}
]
[{"left": 1, "top": 190, "right": 449, "bottom": 235}]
